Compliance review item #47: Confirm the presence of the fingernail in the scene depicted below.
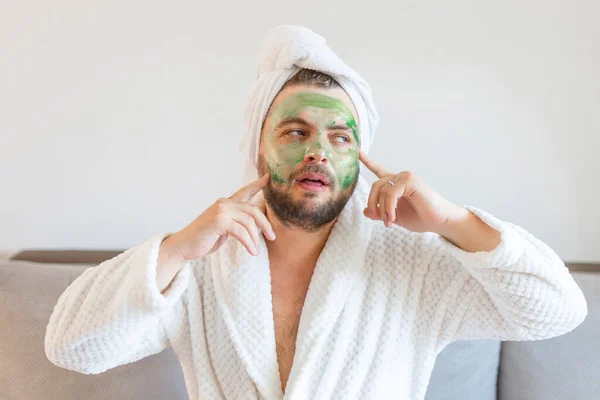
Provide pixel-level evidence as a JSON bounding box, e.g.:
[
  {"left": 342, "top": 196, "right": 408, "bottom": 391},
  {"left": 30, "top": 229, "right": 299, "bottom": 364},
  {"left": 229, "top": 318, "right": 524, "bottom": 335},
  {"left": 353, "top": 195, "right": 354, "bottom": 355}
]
[{"left": 264, "top": 230, "right": 275, "bottom": 240}]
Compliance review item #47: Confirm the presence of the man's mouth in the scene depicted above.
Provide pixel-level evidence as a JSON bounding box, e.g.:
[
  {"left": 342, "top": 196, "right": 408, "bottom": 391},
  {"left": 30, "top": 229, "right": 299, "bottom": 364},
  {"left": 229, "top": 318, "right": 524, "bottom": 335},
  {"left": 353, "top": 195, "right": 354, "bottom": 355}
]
[{"left": 295, "top": 172, "right": 330, "bottom": 192}]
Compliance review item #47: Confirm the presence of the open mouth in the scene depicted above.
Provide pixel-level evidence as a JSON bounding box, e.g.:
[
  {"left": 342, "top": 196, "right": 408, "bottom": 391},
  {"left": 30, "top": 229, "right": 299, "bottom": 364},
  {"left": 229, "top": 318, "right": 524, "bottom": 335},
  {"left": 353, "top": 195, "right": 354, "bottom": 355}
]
[
  {"left": 295, "top": 172, "right": 330, "bottom": 192},
  {"left": 299, "top": 178, "right": 326, "bottom": 186}
]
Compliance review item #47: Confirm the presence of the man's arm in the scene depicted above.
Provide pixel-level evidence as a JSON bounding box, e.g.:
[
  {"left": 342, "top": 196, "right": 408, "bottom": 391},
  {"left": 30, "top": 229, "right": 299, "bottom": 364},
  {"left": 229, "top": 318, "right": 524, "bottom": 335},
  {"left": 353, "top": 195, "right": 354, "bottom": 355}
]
[
  {"left": 157, "top": 233, "right": 188, "bottom": 293},
  {"left": 423, "top": 206, "right": 588, "bottom": 348},
  {"left": 45, "top": 233, "right": 192, "bottom": 374},
  {"left": 438, "top": 206, "right": 501, "bottom": 252},
  {"left": 357, "top": 151, "right": 588, "bottom": 346}
]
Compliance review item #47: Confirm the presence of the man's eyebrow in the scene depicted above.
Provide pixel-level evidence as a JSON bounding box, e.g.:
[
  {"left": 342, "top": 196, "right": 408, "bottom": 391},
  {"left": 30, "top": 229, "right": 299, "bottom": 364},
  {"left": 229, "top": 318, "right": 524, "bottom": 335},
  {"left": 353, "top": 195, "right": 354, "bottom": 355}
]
[
  {"left": 327, "top": 124, "right": 352, "bottom": 132},
  {"left": 274, "top": 117, "right": 315, "bottom": 130},
  {"left": 275, "top": 117, "right": 353, "bottom": 133}
]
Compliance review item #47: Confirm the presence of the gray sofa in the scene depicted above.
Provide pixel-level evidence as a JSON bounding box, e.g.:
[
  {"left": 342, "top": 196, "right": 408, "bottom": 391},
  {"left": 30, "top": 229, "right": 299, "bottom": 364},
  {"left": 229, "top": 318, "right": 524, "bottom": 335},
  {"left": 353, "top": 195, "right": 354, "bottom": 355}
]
[{"left": 1, "top": 251, "right": 597, "bottom": 400}]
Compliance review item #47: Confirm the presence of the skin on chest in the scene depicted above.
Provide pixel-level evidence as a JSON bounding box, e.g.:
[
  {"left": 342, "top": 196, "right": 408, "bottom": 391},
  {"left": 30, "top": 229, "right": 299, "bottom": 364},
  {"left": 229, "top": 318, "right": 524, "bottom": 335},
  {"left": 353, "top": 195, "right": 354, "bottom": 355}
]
[
  {"left": 270, "top": 267, "right": 313, "bottom": 390},
  {"left": 271, "top": 279, "right": 308, "bottom": 352}
]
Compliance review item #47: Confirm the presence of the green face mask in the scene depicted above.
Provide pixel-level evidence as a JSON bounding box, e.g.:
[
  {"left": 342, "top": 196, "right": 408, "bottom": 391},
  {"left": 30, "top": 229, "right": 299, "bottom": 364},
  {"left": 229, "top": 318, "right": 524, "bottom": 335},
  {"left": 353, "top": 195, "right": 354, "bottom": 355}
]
[{"left": 264, "top": 91, "right": 360, "bottom": 190}]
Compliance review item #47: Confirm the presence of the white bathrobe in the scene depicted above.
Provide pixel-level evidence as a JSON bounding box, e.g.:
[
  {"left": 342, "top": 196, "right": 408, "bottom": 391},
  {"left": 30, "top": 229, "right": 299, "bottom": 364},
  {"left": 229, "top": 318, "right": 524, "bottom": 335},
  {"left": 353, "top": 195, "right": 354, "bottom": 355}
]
[
  {"left": 45, "top": 174, "right": 587, "bottom": 399},
  {"left": 45, "top": 24, "right": 587, "bottom": 399}
]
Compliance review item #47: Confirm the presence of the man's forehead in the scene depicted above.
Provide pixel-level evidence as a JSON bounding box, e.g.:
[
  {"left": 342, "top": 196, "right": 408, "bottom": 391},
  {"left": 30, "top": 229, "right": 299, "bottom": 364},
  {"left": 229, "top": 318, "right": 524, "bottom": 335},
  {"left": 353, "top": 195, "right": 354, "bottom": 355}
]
[{"left": 266, "top": 85, "right": 359, "bottom": 122}]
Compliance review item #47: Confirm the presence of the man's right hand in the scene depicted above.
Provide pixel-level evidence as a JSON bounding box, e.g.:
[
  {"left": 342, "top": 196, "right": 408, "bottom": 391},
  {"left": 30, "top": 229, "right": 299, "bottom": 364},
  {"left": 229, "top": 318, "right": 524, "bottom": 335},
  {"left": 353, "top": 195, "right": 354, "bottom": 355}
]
[
  {"left": 165, "top": 172, "right": 275, "bottom": 261},
  {"left": 156, "top": 173, "right": 274, "bottom": 293}
]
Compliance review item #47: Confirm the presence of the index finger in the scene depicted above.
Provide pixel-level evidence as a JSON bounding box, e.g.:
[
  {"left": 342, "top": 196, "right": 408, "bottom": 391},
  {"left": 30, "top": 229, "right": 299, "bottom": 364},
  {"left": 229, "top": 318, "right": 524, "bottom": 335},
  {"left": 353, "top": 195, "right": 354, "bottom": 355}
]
[
  {"left": 230, "top": 172, "right": 270, "bottom": 202},
  {"left": 359, "top": 150, "right": 393, "bottom": 179}
]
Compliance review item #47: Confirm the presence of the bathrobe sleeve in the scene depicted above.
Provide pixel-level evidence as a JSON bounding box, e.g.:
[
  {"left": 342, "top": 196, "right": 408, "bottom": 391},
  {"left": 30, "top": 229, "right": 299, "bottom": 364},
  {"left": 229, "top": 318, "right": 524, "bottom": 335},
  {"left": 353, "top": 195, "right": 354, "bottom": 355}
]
[
  {"left": 44, "top": 233, "right": 193, "bottom": 374},
  {"left": 422, "top": 206, "right": 588, "bottom": 347}
]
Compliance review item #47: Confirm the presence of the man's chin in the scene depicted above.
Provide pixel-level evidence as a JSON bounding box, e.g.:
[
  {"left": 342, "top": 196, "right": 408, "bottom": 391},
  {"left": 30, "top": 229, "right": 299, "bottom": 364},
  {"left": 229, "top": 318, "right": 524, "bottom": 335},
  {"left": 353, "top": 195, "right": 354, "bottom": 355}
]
[
  {"left": 263, "top": 179, "right": 355, "bottom": 232},
  {"left": 290, "top": 184, "right": 334, "bottom": 202}
]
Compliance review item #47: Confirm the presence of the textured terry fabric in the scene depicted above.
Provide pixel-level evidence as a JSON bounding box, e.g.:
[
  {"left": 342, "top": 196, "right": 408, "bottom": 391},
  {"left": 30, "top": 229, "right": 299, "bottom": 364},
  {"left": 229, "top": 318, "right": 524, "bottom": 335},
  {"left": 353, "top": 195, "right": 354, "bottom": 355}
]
[
  {"left": 498, "top": 272, "right": 599, "bottom": 400},
  {"left": 44, "top": 177, "right": 588, "bottom": 400},
  {"left": 0, "top": 260, "right": 187, "bottom": 400}
]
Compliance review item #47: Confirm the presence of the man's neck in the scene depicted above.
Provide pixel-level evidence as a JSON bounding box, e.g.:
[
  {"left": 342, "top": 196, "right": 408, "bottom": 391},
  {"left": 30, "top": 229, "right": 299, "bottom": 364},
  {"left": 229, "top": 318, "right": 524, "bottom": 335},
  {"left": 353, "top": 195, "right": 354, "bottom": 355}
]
[{"left": 264, "top": 205, "right": 336, "bottom": 272}]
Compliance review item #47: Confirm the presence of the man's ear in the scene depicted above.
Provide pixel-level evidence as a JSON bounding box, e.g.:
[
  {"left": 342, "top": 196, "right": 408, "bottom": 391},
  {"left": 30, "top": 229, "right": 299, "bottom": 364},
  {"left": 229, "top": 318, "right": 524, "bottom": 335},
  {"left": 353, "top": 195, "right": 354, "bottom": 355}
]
[
  {"left": 258, "top": 116, "right": 271, "bottom": 153},
  {"left": 258, "top": 132, "right": 265, "bottom": 154}
]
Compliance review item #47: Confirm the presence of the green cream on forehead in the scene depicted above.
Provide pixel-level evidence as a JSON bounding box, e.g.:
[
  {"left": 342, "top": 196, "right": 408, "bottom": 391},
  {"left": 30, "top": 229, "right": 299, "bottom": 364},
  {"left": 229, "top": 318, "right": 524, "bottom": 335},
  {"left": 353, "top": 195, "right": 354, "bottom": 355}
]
[{"left": 264, "top": 91, "right": 360, "bottom": 189}]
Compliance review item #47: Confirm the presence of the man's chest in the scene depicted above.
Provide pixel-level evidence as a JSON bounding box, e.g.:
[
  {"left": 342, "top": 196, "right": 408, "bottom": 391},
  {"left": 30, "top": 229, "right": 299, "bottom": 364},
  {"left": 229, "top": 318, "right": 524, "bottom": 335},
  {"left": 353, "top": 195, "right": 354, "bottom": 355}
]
[
  {"left": 270, "top": 267, "right": 314, "bottom": 390},
  {"left": 272, "top": 279, "right": 309, "bottom": 332},
  {"left": 272, "top": 293, "right": 304, "bottom": 366}
]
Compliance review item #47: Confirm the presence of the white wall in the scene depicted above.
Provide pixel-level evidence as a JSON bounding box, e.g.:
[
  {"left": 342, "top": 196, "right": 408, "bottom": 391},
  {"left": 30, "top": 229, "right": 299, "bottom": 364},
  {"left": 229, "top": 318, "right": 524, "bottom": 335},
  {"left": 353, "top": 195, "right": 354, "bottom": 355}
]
[{"left": 1, "top": 0, "right": 598, "bottom": 261}]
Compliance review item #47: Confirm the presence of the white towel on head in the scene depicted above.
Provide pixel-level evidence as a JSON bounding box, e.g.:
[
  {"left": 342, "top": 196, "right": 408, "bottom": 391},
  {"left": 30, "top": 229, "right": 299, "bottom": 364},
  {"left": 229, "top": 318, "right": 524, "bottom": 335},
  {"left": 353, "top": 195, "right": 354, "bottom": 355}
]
[{"left": 239, "top": 24, "right": 379, "bottom": 186}]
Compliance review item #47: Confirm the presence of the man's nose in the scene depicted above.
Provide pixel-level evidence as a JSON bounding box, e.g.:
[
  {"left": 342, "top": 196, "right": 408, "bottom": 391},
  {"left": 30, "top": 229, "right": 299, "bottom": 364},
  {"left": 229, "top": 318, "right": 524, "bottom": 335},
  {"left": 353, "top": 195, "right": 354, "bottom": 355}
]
[{"left": 303, "top": 145, "right": 328, "bottom": 164}]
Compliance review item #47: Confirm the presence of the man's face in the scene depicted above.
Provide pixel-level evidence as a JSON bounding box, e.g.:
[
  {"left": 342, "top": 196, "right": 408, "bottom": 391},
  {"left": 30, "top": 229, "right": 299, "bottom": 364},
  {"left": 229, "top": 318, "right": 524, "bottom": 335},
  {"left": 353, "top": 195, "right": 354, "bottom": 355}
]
[{"left": 257, "top": 84, "right": 361, "bottom": 231}]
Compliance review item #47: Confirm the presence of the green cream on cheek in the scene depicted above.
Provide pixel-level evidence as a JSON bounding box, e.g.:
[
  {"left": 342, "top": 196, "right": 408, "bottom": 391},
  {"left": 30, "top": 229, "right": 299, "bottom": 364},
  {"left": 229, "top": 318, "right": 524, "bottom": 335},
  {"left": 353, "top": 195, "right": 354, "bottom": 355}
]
[
  {"left": 265, "top": 92, "right": 360, "bottom": 189},
  {"left": 268, "top": 142, "right": 302, "bottom": 184},
  {"left": 337, "top": 150, "right": 359, "bottom": 189}
]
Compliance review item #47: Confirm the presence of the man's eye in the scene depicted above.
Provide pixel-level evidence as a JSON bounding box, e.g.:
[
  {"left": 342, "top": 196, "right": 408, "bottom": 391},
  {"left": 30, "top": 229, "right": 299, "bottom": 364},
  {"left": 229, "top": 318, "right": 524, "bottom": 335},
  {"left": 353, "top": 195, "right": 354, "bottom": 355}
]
[
  {"left": 332, "top": 135, "right": 350, "bottom": 144},
  {"left": 287, "top": 129, "right": 305, "bottom": 137}
]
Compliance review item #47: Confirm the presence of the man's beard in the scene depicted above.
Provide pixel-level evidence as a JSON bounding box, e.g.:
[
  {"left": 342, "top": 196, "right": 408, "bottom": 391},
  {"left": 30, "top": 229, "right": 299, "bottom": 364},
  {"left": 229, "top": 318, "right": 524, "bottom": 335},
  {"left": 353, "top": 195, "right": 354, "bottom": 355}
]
[{"left": 258, "top": 157, "right": 358, "bottom": 233}]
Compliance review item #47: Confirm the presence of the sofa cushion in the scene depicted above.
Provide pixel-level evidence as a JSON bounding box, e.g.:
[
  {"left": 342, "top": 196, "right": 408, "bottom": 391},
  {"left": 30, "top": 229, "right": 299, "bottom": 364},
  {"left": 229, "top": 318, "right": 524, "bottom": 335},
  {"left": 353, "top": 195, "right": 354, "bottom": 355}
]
[
  {"left": 498, "top": 271, "right": 599, "bottom": 400},
  {"left": 426, "top": 339, "right": 501, "bottom": 400},
  {"left": 0, "top": 260, "right": 188, "bottom": 400}
]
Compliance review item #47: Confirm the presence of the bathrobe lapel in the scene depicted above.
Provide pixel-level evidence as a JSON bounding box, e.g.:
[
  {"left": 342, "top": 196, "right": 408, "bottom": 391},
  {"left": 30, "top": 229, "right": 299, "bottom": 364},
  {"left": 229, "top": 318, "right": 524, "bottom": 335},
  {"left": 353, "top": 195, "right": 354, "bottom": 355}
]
[
  {"left": 211, "top": 226, "right": 283, "bottom": 399},
  {"left": 211, "top": 177, "right": 373, "bottom": 400},
  {"left": 283, "top": 177, "right": 373, "bottom": 399}
]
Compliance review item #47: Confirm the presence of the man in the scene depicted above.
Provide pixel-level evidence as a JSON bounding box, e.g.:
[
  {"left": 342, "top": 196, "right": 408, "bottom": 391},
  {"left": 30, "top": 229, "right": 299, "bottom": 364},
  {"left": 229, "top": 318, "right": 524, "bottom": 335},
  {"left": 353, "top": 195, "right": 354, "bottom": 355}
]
[{"left": 45, "top": 26, "right": 588, "bottom": 400}]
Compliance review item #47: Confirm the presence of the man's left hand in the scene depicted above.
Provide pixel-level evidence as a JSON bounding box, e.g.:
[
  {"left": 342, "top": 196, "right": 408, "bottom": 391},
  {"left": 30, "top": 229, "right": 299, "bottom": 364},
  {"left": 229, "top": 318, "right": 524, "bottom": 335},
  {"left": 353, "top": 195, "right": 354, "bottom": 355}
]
[
  {"left": 359, "top": 150, "right": 467, "bottom": 235},
  {"left": 359, "top": 151, "right": 501, "bottom": 252}
]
